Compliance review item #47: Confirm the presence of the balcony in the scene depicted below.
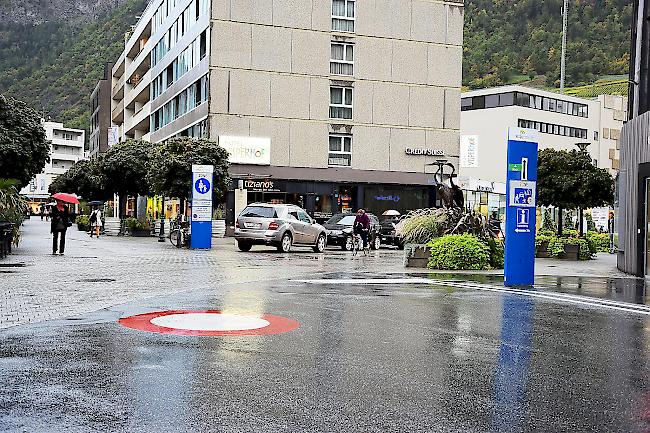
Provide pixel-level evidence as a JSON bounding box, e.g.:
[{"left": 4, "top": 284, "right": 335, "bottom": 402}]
[
  {"left": 126, "top": 101, "right": 151, "bottom": 136},
  {"left": 125, "top": 70, "right": 151, "bottom": 110},
  {"left": 112, "top": 99, "right": 124, "bottom": 123},
  {"left": 112, "top": 73, "right": 125, "bottom": 100}
]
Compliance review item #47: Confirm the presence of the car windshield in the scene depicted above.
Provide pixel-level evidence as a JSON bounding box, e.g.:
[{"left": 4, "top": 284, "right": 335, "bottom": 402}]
[
  {"left": 326, "top": 215, "right": 356, "bottom": 226},
  {"left": 240, "top": 206, "right": 277, "bottom": 218}
]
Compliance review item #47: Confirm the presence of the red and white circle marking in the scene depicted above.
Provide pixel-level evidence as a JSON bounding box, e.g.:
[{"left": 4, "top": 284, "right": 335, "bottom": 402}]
[{"left": 118, "top": 310, "right": 299, "bottom": 336}]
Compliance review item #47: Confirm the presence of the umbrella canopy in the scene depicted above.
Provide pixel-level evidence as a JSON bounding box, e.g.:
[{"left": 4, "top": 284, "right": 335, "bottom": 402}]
[
  {"left": 87, "top": 200, "right": 104, "bottom": 206},
  {"left": 52, "top": 193, "right": 80, "bottom": 205},
  {"left": 382, "top": 210, "right": 401, "bottom": 216}
]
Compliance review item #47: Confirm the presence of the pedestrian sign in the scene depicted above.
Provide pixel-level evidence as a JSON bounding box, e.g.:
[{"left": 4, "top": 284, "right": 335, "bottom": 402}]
[
  {"left": 195, "top": 178, "right": 211, "bottom": 195},
  {"left": 509, "top": 163, "right": 522, "bottom": 171}
]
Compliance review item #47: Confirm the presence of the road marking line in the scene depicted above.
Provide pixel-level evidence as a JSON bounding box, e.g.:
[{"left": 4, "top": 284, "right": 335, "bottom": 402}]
[{"left": 299, "top": 278, "right": 650, "bottom": 316}]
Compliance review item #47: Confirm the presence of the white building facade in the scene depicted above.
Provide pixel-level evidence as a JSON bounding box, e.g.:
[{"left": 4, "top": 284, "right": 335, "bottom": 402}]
[
  {"left": 111, "top": 0, "right": 465, "bottom": 222},
  {"left": 20, "top": 121, "right": 86, "bottom": 206},
  {"left": 459, "top": 85, "right": 626, "bottom": 217}
]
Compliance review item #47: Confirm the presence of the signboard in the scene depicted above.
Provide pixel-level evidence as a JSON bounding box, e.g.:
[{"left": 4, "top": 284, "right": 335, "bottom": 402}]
[
  {"left": 219, "top": 136, "right": 271, "bottom": 165},
  {"left": 107, "top": 126, "right": 119, "bottom": 147},
  {"left": 504, "top": 127, "right": 539, "bottom": 287},
  {"left": 508, "top": 180, "right": 537, "bottom": 207},
  {"left": 507, "top": 127, "right": 538, "bottom": 143},
  {"left": 405, "top": 148, "right": 445, "bottom": 156},
  {"left": 191, "top": 164, "right": 213, "bottom": 249},
  {"left": 460, "top": 135, "right": 479, "bottom": 168}
]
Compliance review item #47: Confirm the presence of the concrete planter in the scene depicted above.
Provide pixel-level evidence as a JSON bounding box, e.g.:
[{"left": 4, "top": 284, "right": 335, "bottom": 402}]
[
  {"left": 404, "top": 244, "right": 431, "bottom": 268},
  {"left": 212, "top": 220, "right": 226, "bottom": 238},
  {"left": 77, "top": 224, "right": 89, "bottom": 232},
  {"left": 563, "top": 244, "right": 580, "bottom": 261},
  {"left": 130, "top": 229, "right": 151, "bottom": 237},
  {"left": 535, "top": 241, "right": 550, "bottom": 258}
]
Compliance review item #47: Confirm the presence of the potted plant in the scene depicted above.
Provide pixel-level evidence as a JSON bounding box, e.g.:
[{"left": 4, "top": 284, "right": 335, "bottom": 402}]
[
  {"left": 535, "top": 234, "right": 552, "bottom": 258},
  {"left": 125, "top": 217, "right": 151, "bottom": 237},
  {"left": 75, "top": 214, "right": 90, "bottom": 232}
]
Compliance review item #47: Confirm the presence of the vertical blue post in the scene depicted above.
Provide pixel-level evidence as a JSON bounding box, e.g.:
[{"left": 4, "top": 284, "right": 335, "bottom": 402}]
[
  {"left": 191, "top": 164, "right": 214, "bottom": 249},
  {"left": 504, "top": 128, "right": 538, "bottom": 287}
]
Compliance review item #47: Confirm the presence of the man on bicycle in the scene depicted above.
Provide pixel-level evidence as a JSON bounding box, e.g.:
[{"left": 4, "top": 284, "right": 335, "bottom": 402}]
[{"left": 353, "top": 208, "right": 370, "bottom": 250}]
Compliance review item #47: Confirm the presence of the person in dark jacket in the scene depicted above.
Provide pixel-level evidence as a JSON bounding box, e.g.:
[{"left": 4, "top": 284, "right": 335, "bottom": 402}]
[
  {"left": 50, "top": 200, "right": 72, "bottom": 255},
  {"left": 353, "top": 208, "right": 371, "bottom": 250}
]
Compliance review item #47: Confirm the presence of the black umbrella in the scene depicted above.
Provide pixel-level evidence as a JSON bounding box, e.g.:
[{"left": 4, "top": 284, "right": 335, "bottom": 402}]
[{"left": 87, "top": 200, "right": 104, "bottom": 206}]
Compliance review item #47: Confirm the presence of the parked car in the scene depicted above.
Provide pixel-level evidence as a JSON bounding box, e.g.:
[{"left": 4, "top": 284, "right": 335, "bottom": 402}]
[
  {"left": 379, "top": 217, "right": 404, "bottom": 249},
  {"left": 323, "top": 213, "right": 381, "bottom": 250},
  {"left": 235, "top": 203, "right": 327, "bottom": 253}
]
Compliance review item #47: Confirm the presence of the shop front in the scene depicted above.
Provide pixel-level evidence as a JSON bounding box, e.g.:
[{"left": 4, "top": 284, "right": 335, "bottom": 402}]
[
  {"left": 458, "top": 176, "right": 507, "bottom": 219},
  {"left": 226, "top": 176, "right": 436, "bottom": 225}
]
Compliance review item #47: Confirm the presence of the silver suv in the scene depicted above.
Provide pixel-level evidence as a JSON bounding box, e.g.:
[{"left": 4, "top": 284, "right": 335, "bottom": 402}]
[{"left": 235, "top": 203, "right": 327, "bottom": 253}]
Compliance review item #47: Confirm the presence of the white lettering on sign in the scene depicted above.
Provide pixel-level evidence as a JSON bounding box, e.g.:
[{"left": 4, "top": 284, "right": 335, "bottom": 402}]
[
  {"left": 219, "top": 136, "right": 271, "bottom": 165},
  {"left": 405, "top": 148, "right": 445, "bottom": 156},
  {"left": 244, "top": 180, "right": 276, "bottom": 191}
]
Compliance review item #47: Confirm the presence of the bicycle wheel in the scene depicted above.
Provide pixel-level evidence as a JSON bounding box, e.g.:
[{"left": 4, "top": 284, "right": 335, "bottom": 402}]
[{"left": 169, "top": 229, "right": 182, "bottom": 248}]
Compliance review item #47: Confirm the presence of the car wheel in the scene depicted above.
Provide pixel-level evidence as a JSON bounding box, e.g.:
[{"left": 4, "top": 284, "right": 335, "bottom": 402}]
[
  {"left": 371, "top": 235, "right": 381, "bottom": 250},
  {"left": 237, "top": 241, "right": 252, "bottom": 252},
  {"left": 313, "top": 234, "right": 326, "bottom": 253},
  {"left": 278, "top": 233, "right": 292, "bottom": 253},
  {"left": 343, "top": 236, "right": 353, "bottom": 251}
]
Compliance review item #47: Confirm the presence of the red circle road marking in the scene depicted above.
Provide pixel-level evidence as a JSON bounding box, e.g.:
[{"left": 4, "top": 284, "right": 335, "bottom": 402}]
[{"left": 118, "top": 310, "right": 300, "bottom": 336}]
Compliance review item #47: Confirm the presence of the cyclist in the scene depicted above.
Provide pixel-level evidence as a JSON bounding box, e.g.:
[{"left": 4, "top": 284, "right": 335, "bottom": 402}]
[{"left": 353, "top": 208, "right": 370, "bottom": 251}]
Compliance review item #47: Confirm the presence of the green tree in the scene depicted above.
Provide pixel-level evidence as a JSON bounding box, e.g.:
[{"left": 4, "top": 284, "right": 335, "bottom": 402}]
[
  {"left": 101, "top": 139, "right": 152, "bottom": 198},
  {"left": 537, "top": 149, "right": 614, "bottom": 235},
  {"left": 49, "top": 157, "right": 111, "bottom": 201},
  {"left": 147, "top": 137, "right": 230, "bottom": 203},
  {"left": 0, "top": 95, "right": 50, "bottom": 186}
]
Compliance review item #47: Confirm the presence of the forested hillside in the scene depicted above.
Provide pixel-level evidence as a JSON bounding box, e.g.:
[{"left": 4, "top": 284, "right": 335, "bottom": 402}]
[
  {"left": 0, "top": 0, "right": 146, "bottom": 132},
  {"left": 0, "top": 0, "right": 635, "bottom": 137},
  {"left": 463, "top": 0, "right": 633, "bottom": 89}
]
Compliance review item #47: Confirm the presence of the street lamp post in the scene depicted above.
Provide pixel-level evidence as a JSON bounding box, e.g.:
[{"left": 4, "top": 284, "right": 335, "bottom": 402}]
[{"left": 574, "top": 142, "right": 591, "bottom": 236}]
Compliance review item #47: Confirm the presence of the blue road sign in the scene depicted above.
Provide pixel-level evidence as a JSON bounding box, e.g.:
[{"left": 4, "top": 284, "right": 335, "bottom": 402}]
[
  {"left": 195, "top": 178, "right": 211, "bottom": 195},
  {"left": 191, "top": 165, "right": 214, "bottom": 249},
  {"left": 504, "top": 128, "right": 538, "bottom": 287}
]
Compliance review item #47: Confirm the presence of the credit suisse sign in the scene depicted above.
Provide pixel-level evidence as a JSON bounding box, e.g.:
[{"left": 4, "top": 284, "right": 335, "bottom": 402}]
[
  {"left": 405, "top": 148, "right": 445, "bottom": 156},
  {"left": 219, "top": 136, "right": 271, "bottom": 165}
]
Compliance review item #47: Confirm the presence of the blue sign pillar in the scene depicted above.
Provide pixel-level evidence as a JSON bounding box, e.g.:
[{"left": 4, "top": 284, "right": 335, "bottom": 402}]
[
  {"left": 191, "top": 164, "right": 213, "bottom": 249},
  {"left": 504, "top": 128, "right": 539, "bottom": 287}
]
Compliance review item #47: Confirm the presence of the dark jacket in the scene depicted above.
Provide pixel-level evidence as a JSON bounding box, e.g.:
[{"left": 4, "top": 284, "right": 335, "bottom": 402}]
[
  {"left": 50, "top": 205, "right": 72, "bottom": 232},
  {"left": 354, "top": 213, "right": 370, "bottom": 232}
]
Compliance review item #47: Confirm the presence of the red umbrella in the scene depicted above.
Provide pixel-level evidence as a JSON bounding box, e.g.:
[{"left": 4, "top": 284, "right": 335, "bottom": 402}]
[{"left": 52, "top": 193, "right": 80, "bottom": 205}]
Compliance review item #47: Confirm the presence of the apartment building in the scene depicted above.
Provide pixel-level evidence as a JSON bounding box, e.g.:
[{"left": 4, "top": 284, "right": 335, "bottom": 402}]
[
  {"left": 111, "top": 0, "right": 464, "bottom": 221},
  {"left": 90, "top": 62, "right": 114, "bottom": 157},
  {"left": 459, "top": 85, "right": 626, "bottom": 217},
  {"left": 20, "top": 121, "right": 86, "bottom": 208}
]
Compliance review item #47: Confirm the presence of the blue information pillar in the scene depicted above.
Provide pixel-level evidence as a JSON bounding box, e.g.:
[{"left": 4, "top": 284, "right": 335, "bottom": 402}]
[
  {"left": 191, "top": 164, "right": 214, "bottom": 249},
  {"left": 504, "top": 128, "right": 539, "bottom": 287}
]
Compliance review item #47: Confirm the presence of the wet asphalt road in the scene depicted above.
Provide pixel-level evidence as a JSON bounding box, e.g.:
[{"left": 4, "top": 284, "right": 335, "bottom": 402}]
[{"left": 2, "top": 271, "right": 650, "bottom": 433}]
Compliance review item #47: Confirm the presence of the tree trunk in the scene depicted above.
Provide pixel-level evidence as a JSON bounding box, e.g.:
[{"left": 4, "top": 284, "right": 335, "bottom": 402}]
[
  {"left": 578, "top": 208, "right": 584, "bottom": 237},
  {"left": 180, "top": 197, "right": 185, "bottom": 221},
  {"left": 119, "top": 195, "right": 127, "bottom": 219},
  {"left": 557, "top": 208, "right": 563, "bottom": 237}
]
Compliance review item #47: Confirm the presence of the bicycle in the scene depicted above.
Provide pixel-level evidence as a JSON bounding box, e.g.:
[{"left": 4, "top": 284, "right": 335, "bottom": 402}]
[
  {"left": 169, "top": 217, "right": 191, "bottom": 248},
  {"left": 352, "top": 232, "right": 369, "bottom": 256}
]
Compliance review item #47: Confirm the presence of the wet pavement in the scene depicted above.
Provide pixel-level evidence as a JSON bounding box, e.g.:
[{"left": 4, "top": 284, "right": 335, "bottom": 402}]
[{"left": 1, "top": 220, "right": 650, "bottom": 432}]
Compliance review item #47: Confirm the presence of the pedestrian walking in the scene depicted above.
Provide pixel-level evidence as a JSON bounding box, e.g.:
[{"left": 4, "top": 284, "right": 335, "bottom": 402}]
[
  {"left": 90, "top": 207, "right": 103, "bottom": 238},
  {"left": 608, "top": 212, "right": 616, "bottom": 254},
  {"left": 50, "top": 200, "right": 72, "bottom": 255},
  {"left": 353, "top": 208, "right": 370, "bottom": 251},
  {"left": 39, "top": 204, "right": 45, "bottom": 221}
]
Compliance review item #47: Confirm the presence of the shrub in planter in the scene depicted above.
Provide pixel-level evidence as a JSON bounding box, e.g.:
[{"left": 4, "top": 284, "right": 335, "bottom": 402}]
[
  {"left": 487, "top": 238, "right": 504, "bottom": 269},
  {"left": 75, "top": 215, "right": 90, "bottom": 231},
  {"left": 548, "top": 237, "right": 591, "bottom": 260},
  {"left": 535, "top": 234, "right": 553, "bottom": 258},
  {"left": 428, "top": 234, "right": 491, "bottom": 270},
  {"left": 586, "top": 232, "right": 610, "bottom": 253},
  {"left": 124, "top": 217, "right": 150, "bottom": 234}
]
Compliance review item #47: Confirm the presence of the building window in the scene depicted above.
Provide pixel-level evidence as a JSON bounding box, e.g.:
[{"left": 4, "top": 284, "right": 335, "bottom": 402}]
[
  {"left": 332, "top": 0, "right": 355, "bottom": 32},
  {"left": 594, "top": 131, "right": 599, "bottom": 141},
  {"left": 518, "top": 119, "right": 587, "bottom": 139},
  {"left": 329, "top": 134, "right": 352, "bottom": 166},
  {"left": 150, "top": 74, "right": 209, "bottom": 132},
  {"left": 330, "top": 87, "right": 353, "bottom": 119},
  {"left": 330, "top": 43, "right": 354, "bottom": 75}
]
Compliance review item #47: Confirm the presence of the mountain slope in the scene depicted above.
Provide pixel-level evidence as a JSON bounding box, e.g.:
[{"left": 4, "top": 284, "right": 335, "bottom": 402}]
[
  {"left": 463, "top": 0, "right": 633, "bottom": 89},
  {"left": 0, "top": 0, "right": 147, "bottom": 132}
]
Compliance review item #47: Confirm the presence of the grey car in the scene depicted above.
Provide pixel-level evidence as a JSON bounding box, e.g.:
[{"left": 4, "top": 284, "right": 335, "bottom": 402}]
[{"left": 235, "top": 203, "right": 328, "bottom": 253}]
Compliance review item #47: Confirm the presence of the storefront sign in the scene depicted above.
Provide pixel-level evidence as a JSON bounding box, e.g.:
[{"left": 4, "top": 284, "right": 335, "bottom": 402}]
[
  {"left": 219, "top": 136, "right": 271, "bottom": 165},
  {"left": 405, "top": 148, "right": 445, "bottom": 156},
  {"left": 460, "top": 135, "right": 479, "bottom": 168},
  {"left": 107, "top": 126, "right": 119, "bottom": 147},
  {"left": 242, "top": 179, "right": 282, "bottom": 192},
  {"left": 374, "top": 195, "right": 401, "bottom": 203}
]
